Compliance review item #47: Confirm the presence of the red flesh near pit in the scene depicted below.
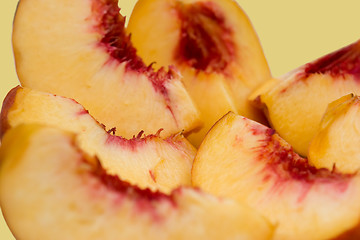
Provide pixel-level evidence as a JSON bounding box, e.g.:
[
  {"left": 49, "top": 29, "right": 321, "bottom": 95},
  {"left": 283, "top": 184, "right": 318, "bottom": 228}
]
[
  {"left": 236, "top": 124, "right": 354, "bottom": 202},
  {"left": 301, "top": 41, "right": 360, "bottom": 81},
  {"left": 105, "top": 130, "right": 163, "bottom": 151},
  {"left": 175, "top": 1, "right": 236, "bottom": 74},
  {"left": 90, "top": 0, "right": 176, "bottom": 120},
  {"left": 83, "top": 157, "right": 178, "bottom": 222},
  {"left": 252, "top": 127, "right": 353, "bottom": 183},
  {"left": 93, "top": 164, "right": 177, "bottom": 205}
]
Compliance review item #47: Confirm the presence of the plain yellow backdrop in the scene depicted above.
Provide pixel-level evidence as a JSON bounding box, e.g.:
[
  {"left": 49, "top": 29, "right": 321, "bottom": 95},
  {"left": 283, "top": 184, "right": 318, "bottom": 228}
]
[{"left": 1, "top": 0, "right": 360, "bottom": 239}]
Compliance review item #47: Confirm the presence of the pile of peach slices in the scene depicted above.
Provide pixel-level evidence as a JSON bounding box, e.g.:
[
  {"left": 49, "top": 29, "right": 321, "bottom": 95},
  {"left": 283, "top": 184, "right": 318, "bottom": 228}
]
[{"left": 2, "top": 0, "right": 360, "bottom": 239}]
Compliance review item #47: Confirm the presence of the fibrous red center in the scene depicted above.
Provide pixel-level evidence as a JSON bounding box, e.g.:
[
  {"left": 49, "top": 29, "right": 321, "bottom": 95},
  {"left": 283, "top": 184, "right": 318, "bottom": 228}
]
[
  {"left": 175, "top": 1, "right": 236, "bottom": 74},
  {"left": 92, "top": 0, "right": 146, "bottom": 71},
  {"left": 257, "top": 129, "right": 353, "bottom": 184},
  {"left": 303, "top": 41, "right": 360, "bottom": 80},
  {"left": 91, "top": 0, "right": 177, "bottom": 120},
  {"left": 105, "top": 129, "right": 162, "bottom": 151},
  {"left": 91, "top": 159, "right": 177, "bottom": 206},
  {"left": 91, "top": 0, "right": 174, "bottom": 89}
]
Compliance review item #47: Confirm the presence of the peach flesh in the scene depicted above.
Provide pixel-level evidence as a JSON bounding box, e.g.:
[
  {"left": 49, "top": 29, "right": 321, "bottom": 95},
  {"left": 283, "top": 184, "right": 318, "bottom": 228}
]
[
  {"left": 249, "top": 123, "right": 353, "bottom": 200},
  {"left": 0, "top": 86, "right": 20, "bottom": 138},
  {"left": 298, "top": 40, "right": 360, "bottom": 82},
  {"left": 105, "top": 130, "right": 163, "bottom": 152},
  {"left": 92, "top": 0, "right": 177, "bottom": 119},
  {"left": 92, "top": 0, "right": 143, "bottom": 70},
  {"left": 92, "top": 161, "right": 178, "bottom": 216},
  {"left": 174, "top": 1, "right": 236, "bottom": 74},
  {"left": 41, "top": 143, "right": 179, "bottom": 223},
  {"left": 105, "top": 128, "right": 193, "bottom": 157}
]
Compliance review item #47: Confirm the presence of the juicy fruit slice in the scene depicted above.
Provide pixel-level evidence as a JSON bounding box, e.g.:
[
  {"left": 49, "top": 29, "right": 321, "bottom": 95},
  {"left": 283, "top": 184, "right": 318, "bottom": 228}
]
[
  {"left": 192, "top": 112, "right": 360, "bottom": 240},
  {"left": 255, "top": 40, "right": 360, "bottom": 156},
  {"left": 12, "top": 0, "right": 201, "bottom": 139},
  {"left": 249, "top": 78, "right": 280, "bottom": 106},
  {"left": 127, "top": 0, "right": 271, "bottom": 146},
  {"left": 0, "top": 86, "right": 196, "bottom": 193},
  {"left": 0, "top": 124, "right": 274, "bottom": 240},
  {"left": 309, "top": 94, "right": 360, "bottom": 173}
]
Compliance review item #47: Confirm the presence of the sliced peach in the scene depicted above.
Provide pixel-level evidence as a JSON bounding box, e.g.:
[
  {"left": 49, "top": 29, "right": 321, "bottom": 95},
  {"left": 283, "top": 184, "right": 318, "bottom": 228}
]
[
  {"left": 309, "top": 94, "right": 360, "bottom": 173},
  {"left": 0, "top": 124, "right": 274, "bottom": 240},
  {"left": 254, "top": 40, "right": 360, "bottom": 156},
  {"left": 12, "top": 0, "right": 201, "bottom": 139},
  {"left": 127, "top": 0, "right": 271, "bottom": 146},
  {"left": 0, "top": 86, "right": 196, "bottom": 193},
  {"left": 192, "top": 112, "right": 360, "bottom": 240}
]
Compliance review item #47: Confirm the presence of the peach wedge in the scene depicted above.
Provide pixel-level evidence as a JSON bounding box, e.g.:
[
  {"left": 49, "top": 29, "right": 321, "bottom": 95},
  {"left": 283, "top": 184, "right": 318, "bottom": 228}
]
[
  {"left": 127, "top": 0, "right": 271, "bottom": 146},
  {"left": 12, "top": 0, "right": 201, "bottom": 139},
  {"left": 309, "top": 94, "right": 360, "bottom": 173},
  {"left": 254, "top": 40, "right": 360, "bottom": 156},
  {"left": 0, "top": 86, "right": 196, "bottom": 193},
  {"left": 192, "top": 112, "right": 360, "bottom": 240},
  {"left": 0, "top": 124, "right": 274, "bottom": 240}
]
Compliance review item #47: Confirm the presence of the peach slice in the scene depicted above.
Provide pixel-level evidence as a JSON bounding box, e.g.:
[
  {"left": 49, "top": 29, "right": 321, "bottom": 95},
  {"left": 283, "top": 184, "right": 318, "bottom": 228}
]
[
  {"left": 309, "top": 94, "right": 360, "bottom": 173},
  {"left": 12, "top": 0, "right": 201, "bottom": 139},
  {"left": 0, "top": 86, "right": 196, "bottom": 193},
  {"left": 254, "top": 40, "right": 360, "bottom": 156},
  {"left": 127, "top": 0, "right": 271, "bottom": 146},
  {"left": 192, "top": 112, "right": 360, "bottom": 240},
  {"left": 0, "top": 124, "right": 274, "bottom": 240}
]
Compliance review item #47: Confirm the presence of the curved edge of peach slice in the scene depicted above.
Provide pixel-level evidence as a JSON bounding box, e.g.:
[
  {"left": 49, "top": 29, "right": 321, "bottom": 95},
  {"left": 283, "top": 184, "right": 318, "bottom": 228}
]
[
  {"left": 192, "top": 112, "right": 360, "bottom": 240},
  {"left": 309, "top": 94, "right": 360, "bottom": 173},
  {"left": 0, "top": 86, "right": 196, "bottom": 194},
  {"left": 250, "top": 40, "right": 360, "bottom": 157},
  {"left": 0, "top": 124, "right": 274, "bottom": 240},
  {"left": 127, "top": 0, "right": 271, "bottom": 146},
  {"left": 12, "top": 0, "right": 201, "bottom": 139}
]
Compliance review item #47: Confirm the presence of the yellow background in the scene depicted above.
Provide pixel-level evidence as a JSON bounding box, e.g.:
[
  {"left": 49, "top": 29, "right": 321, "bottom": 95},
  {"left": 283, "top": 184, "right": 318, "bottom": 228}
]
[{"left": 1, "top": 0, "right": 360, "bottom": 238}]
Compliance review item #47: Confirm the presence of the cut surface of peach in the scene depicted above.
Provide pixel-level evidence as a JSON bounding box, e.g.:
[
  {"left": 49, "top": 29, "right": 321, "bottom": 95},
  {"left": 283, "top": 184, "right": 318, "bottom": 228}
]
[
  {"left": 127, "top": 0, "right": 271, "bottom": 146},
  {"left": 309, "top": 94, "right": 360, "bottom": 173},
  {"left": 0, "top": 86, "right": 196, "bottom": 193},
  {"left": 255, "top": 40, "right": 360, "bottom": 156},
  {"left": 12, "top": 0, "right": 201, "bottom": 139},
  {"left": 0, "top": 124, "right": 274, "bottom": 240},
  {"left": 192, "top": 112, "right": 360, "bottom": 240}
]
